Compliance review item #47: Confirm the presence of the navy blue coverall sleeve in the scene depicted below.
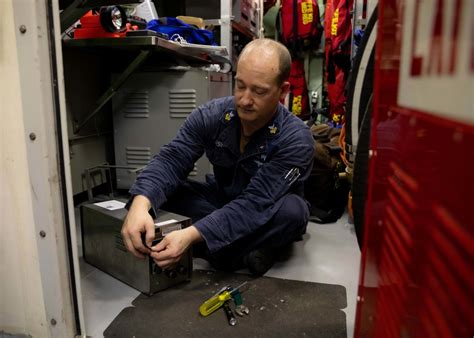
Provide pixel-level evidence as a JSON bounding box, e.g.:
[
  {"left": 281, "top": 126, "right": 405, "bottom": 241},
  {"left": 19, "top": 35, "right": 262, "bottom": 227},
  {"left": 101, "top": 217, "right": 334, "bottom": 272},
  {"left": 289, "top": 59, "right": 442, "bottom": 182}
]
[{"left": 128, "top": 104, "right": 213, "bottom": 212}]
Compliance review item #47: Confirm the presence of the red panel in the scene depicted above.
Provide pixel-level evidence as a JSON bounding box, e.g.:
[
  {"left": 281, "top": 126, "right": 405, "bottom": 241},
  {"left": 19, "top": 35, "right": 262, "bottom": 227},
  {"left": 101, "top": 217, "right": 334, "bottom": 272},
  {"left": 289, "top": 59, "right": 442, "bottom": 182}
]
[{"left": 355, "top": 0, "right": 474, "bottom": 337}]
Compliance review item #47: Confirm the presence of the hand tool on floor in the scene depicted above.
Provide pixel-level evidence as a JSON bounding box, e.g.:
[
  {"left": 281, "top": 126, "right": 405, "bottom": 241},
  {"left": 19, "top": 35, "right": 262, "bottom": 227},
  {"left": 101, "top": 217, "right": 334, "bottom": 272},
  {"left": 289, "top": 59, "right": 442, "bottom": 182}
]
[
  {"left": 222, "top": 301, "right": 237, "bottom": 326},
  {"left": 231, "top": 289, "right": 250, "bottom": 316},
  {"left": 199, "top": 281, "right": 247, "bottom": 317}
]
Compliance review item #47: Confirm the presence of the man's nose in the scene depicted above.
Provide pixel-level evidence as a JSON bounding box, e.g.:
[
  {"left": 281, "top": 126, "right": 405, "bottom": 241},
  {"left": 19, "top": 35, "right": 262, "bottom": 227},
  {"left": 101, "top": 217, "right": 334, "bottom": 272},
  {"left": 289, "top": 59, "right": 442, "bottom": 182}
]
[{"left": 239, "top": 89, "right": 253, "bottom": 106}]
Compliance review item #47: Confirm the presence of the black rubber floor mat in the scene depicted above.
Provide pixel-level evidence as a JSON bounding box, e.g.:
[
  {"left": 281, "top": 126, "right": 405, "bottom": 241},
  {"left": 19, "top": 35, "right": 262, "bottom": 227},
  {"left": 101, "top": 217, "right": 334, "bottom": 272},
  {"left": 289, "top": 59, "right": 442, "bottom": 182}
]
[{"left": 104, "top": 270, "right": 347, "bottom": 337}]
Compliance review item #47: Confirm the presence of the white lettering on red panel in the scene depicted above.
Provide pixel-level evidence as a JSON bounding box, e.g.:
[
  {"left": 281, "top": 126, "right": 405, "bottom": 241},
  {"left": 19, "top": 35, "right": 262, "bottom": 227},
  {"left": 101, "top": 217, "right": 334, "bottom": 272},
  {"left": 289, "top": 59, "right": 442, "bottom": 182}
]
[{"left": 398, "top": 0, "right": 473, "bottom": 125}]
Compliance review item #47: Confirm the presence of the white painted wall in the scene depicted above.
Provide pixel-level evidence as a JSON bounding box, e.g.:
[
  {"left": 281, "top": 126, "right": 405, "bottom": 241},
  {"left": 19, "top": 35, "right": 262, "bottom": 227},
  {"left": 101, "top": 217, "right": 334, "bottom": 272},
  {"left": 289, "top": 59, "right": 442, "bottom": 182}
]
[
  {"left": 0, "top": 1, "right": 48, "bottom": 336},
  {"left": 1, "top": 0, "right": 80, "bottom": 336}
]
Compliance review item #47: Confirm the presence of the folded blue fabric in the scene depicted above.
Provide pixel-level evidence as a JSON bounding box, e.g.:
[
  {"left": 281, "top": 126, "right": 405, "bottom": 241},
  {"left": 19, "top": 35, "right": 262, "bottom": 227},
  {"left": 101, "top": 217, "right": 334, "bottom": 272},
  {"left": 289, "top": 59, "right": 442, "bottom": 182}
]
[{"left": 147, "top": 17, "right": 216, "bottom": 45}]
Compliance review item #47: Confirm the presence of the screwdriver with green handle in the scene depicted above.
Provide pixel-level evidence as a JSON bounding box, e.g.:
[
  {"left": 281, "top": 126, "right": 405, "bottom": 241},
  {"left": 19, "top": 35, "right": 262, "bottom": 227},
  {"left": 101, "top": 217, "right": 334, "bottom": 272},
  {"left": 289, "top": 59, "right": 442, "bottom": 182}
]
[{"left": 199, "top": 282, "right": 247, "bottom": 317}]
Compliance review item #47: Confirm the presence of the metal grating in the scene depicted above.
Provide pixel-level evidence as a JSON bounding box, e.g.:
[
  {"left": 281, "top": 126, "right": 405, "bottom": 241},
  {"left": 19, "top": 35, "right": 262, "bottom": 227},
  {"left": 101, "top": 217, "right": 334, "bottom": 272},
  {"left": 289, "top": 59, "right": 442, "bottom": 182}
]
[
  {"left": 374, "top": 161, "right": 417, "bottom": 337},
  {"left": 126, "top": 146, "right": 151, "bottom": 166},
  {"left": 169, "top": 89, "right": 196, "bottom": 118},
  {"left": 373, "top": 160, "right": 474, "bottom": 337},
  {"left": 124, "top": 91, "right": 149, "bottom": 118},
  {"left": 418, "top": 205, "right": 473, "bottom": 338}
]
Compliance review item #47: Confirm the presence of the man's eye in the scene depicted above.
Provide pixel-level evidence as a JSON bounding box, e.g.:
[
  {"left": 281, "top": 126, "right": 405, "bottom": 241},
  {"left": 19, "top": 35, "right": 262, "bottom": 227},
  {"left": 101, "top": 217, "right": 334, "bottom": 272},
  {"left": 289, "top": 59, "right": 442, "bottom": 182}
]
[{"left": 255, "top": 90, "right": 267, "bottom": 95}]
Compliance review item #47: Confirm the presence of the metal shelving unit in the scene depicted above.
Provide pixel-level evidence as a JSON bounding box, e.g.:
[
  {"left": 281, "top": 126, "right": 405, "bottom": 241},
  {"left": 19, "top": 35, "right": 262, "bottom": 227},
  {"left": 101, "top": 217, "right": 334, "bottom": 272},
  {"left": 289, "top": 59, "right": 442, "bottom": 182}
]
[
  {"left": 60, "top": 1, "right": 234, "bottom": 194},
  {"left": 63, "top": 36, "right": 230, "bottom": 133}
]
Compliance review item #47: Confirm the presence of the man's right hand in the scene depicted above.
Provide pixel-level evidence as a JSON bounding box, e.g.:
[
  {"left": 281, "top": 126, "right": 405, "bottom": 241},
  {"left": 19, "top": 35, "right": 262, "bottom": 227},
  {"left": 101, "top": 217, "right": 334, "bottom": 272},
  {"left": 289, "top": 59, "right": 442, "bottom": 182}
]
[{"left": 121, "top": 195, "right": 155, "bottom": 259}]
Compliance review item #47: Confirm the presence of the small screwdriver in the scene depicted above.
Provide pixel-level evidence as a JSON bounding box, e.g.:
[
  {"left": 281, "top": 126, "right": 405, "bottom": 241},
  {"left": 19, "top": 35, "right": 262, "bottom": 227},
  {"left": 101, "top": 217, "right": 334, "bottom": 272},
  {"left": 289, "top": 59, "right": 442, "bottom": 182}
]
[{"left": 199, "top": 281, "right": 247, "bottom": 317}]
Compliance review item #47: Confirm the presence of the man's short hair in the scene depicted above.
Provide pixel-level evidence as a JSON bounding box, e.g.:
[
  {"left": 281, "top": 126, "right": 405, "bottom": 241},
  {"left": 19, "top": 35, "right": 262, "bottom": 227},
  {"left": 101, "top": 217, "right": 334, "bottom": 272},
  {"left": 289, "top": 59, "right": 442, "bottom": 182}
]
[{"left": 239, "top": 39, "right": 292, "bottom": 85}]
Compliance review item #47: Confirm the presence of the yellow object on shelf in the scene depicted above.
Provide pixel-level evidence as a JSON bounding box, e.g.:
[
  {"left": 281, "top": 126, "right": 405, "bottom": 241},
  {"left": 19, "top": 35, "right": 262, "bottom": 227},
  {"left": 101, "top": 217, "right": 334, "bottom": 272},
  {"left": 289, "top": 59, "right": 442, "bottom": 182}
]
[{"left": 176, "top": 16, "right": 205, "bottom": 29}]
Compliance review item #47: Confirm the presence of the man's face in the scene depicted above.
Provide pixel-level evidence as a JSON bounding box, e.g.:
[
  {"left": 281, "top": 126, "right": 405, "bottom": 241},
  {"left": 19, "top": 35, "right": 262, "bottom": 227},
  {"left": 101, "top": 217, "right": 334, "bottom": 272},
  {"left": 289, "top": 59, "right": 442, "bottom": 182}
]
[{"left": 234, "top": 52, "right": 289, "bottom": 127}]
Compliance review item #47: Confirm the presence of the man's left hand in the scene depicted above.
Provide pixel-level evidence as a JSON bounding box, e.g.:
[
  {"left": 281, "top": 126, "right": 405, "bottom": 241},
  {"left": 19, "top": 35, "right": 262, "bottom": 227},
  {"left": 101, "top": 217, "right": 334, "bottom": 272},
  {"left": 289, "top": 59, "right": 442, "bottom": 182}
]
[{"left": 150, "top": 226, "right": 202, "bottom": 269}]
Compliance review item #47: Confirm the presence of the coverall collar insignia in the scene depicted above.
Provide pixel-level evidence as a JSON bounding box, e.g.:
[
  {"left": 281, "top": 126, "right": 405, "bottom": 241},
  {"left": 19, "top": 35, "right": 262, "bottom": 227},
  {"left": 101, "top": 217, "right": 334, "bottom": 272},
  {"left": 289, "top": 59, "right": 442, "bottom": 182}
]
[
  {"left": 268, "top": 124, "right": 278, "bottom": 135},
  {"left": 224, "top": 111, "right": 234, "bottom": 121},
  {"left": 220, "top": 109, "right": 237, "bottom": 125},
  {"left": 265, "top": 106, "right": 283, "bottom": 138},
  {"left": 217, "top": 111, "right": 240, "bottom": 157}
]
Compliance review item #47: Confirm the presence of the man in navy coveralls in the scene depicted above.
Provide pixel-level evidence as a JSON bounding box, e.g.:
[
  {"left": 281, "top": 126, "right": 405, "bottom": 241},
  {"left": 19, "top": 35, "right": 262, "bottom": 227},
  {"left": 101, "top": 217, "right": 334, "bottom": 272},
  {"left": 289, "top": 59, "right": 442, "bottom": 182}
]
[{"left": 121, "top": 38, "right": 314, "bottom": 275}]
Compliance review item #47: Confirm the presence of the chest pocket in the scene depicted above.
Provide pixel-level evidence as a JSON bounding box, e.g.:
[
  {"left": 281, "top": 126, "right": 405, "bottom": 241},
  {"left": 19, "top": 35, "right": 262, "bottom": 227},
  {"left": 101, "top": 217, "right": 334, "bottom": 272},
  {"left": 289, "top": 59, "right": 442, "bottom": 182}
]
[
  {"left": 207, "top": 147, "right": 237, "bottom": 188},
  {"left": 207, "top": 146, "right": 236, "bottom": 168},
  {"left": 240, "top": 151, "right": 268, "bottom": 176}
]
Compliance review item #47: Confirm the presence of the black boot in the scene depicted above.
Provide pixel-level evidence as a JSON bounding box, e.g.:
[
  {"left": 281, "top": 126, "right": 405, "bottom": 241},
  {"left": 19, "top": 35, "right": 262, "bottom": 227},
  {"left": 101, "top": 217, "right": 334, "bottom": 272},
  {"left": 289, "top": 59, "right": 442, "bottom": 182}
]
[{"left": 243, "top": 247, "right": 276, "bottom": 276}]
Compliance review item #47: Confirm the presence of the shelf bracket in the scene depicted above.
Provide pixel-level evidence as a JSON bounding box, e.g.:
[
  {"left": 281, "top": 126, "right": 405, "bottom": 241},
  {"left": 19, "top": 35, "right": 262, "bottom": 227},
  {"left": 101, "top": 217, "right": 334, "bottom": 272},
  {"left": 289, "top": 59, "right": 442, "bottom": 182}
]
[{"left": 73, "top": 49, "right": 151, "bottom": 134}]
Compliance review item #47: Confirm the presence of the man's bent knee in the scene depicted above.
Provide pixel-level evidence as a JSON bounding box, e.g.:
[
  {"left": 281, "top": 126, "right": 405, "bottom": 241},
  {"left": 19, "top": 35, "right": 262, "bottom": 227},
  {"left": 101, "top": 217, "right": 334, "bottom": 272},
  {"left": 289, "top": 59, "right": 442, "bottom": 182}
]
[
  {"left": 270, "top": 194, "right": 309, "bottom": 246},
  {"left": 274, "top": 194, "right": 309, "bottom": 227}
]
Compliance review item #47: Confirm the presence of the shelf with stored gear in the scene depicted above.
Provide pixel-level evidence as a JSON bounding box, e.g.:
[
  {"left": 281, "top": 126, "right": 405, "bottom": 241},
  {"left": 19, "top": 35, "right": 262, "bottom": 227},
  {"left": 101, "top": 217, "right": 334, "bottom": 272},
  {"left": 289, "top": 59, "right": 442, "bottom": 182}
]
[{"left": 62, "top": 34, "right": 230, "bottom": 134}]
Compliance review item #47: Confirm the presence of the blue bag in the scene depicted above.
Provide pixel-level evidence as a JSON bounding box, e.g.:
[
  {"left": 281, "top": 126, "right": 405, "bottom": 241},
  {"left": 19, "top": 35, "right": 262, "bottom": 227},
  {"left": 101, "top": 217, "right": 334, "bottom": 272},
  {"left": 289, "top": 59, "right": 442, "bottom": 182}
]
[{"left": 147, "top": 17, "right": 217, "bottom": 45}]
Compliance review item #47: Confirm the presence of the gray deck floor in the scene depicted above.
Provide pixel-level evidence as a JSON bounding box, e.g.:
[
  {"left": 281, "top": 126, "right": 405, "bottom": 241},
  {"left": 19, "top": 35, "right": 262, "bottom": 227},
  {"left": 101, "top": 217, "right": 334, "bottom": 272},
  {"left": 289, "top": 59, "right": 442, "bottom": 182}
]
[{"left": 77, "top": 209, "right": 360, "bottom": 337}]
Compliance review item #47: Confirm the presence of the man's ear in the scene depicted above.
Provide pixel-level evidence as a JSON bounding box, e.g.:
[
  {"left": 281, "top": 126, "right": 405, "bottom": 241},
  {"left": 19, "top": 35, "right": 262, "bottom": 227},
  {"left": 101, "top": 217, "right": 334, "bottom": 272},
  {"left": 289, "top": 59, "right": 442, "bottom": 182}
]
[{"left": 279, "top": 81, "right": 290, "bottom": 101}]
